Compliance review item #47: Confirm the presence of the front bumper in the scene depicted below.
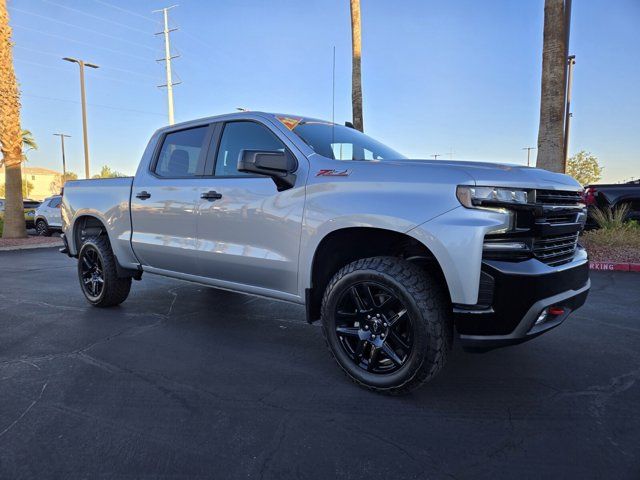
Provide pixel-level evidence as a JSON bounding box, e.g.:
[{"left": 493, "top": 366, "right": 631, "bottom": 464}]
[{"left": 454, "top": 247, "right": 590, "bottom": 350}]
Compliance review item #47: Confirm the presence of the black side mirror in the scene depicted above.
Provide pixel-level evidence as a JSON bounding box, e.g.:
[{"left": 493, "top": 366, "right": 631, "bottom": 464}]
[{"left": 238, "top": 150, "right": 297, "bottom": 191}]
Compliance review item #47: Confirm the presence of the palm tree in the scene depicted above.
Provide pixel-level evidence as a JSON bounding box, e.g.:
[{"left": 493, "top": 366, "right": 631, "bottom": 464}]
[
  {"left": 0, "top": 0, "right": 26, "bottom": 238},
  {"left": 536, "top": 0, "right": 570, "bottom": 173},
  {"left": 21, "top": 129, "right": 37, "bottom": 157},
  {"left": 350, "top": 0, "right": 364, "bottom": 132}
]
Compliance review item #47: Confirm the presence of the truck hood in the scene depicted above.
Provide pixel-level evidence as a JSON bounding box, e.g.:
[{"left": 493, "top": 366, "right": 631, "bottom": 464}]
[{"left": 385, "top": 159, "right": 582, "bottom": 191}]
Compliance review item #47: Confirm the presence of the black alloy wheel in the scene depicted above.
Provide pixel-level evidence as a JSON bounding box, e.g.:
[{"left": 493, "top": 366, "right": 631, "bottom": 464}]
[
  {"left": 80, "top": 245, "right": 105, "bottom": 300},
  {"left": 76, "top": 236, "right": 132, "bottom": 307},
  {"left": 321, "top": 256, "right": 451, "bottom": 394},
  {"left": 334, "top": 281, "right": 413, "bottom": 374},
  {"left": 36, "top": 219, "right": 50, "bottom": 236}
]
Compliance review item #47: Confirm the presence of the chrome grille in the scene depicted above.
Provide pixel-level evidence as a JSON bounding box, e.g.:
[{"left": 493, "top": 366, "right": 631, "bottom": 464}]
[{"left": 532, "top": 232, "right": 579, "bottom": 266}]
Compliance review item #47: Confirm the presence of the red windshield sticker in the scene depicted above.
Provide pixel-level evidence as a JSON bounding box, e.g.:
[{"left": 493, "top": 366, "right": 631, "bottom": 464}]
[
  {"left": 277, "top": 116, "right": 302, "bottom": 130},
  {"left": 316, "top": 169, "right": 351, "bottom": 177}
]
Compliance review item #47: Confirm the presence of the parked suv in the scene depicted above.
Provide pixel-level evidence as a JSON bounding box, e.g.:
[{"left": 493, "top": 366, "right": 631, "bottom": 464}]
[
  {"left": 34, "top": 195, "right": 62, "bottom": 236},
  {"left": 60, "top": 112, "right": 590, "bottom": 394},
  {"left": 0, "top": 198, "right": 42, "bottom": 229}
]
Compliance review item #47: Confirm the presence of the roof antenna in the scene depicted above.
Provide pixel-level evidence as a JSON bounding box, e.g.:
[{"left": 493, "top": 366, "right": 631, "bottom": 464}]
[{"left": 331, "top": 45, "right": 336, "bottom": 148}]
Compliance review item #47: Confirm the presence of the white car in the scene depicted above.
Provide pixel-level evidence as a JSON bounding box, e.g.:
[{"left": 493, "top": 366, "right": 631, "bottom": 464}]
[{"left": 34, "top": 195, "right": 62, "bottom": 236}]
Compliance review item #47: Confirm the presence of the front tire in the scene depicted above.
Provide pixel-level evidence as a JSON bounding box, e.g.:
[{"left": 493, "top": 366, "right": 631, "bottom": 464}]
[
  {"left": 321, "top": 256, "right": 451, "bottom": 394},
  {"left": 78, "top": 236, "right": 132, "bottom": 307},
  {"left": 36, "top": 219, "right": 50, "bottom": 236}
]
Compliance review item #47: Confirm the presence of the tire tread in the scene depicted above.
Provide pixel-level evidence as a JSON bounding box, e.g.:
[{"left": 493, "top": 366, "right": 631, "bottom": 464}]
[
  {"left": 321, "top": 256, "right": 451, "bottom": 395},
  {"left": 79, "top": 236, "right": 131, "bottom": 307}
]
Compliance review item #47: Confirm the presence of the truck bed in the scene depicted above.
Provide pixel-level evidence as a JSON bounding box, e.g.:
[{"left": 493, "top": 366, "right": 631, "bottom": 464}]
[{"left": 62, "top": 177, "right": 137, "bottom": 267}]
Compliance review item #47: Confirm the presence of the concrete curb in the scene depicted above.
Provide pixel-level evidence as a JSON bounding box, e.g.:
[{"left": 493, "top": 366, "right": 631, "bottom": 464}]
[
  {"left": 0, "top": 242, "right": 63, "bottom": 252},
  {"left": 589, "top": 261, "right": 640, "bottom": 272}
]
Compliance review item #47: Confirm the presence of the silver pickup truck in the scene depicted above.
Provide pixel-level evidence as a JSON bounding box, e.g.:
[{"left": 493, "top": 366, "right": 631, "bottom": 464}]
[{"left": 61, "top": 111, "right": 590, "bottom": 394}]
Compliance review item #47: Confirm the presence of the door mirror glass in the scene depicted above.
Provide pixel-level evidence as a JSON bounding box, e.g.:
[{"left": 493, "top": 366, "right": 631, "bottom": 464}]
[{"left": 238, "top": 150, "right": 297, "bottom": 191}]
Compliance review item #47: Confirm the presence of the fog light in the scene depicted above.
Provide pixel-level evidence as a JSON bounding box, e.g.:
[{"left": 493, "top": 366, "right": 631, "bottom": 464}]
[
  {"left": 535, "top": 309, "right": 548, "bottom": 325},
  {"left": 482, "top": 242, "right": 528, "bottom": 251}
]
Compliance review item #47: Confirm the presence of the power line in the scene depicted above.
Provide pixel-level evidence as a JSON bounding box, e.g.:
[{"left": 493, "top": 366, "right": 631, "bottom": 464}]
[
  {"left": 14, "top": 59, "right": 155, "bottom": 88},
  {"left": 12, "top": 24, "right": 154, "bottom": 63},
  {"left": 21, "top": 92, "right": 165, "bottom": 117},
  {"left": 91, "top": 0, "right": 158, "bottom": 24},
  {"left": 13, "top": 45, "right": 158, "bottom": 80},
  {"left": 14, "top": 58, "right": 69, "bottom": 72},
  {"left": 42, "top": 0, "right": 154, "bottom": 36},
  {"left": 9, "top": 6, "right": 157, "bottom": 51}
]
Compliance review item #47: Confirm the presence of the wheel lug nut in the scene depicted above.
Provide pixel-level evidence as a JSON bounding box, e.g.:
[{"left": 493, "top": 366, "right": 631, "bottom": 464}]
[
  {"left": 371, "top": 335, "right": 376, "bottom": 339},
  {"left": 364, "top": 325, "right": 369, "bottom": 330},
  {"left": 380, "top": 334, "right": 385, "bottom": 339},
  {"left": 383, "top": 322, "right": 387, "bottom": 327}
]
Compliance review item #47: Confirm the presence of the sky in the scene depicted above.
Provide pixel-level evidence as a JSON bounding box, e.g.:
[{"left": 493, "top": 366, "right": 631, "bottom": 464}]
[{"left": 8, "top": 0, "right": 640, "bottom": 182}]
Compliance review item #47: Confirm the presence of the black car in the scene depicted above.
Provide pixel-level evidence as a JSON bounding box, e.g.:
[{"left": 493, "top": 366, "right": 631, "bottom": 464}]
[{"left": 583, "top": 179, "right": 640, "bottom": 227}]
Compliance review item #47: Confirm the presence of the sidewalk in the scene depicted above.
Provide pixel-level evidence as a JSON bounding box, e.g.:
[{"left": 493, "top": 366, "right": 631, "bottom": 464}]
[{"left": 0, "top": 235, "right": 63, "bottom": 251}]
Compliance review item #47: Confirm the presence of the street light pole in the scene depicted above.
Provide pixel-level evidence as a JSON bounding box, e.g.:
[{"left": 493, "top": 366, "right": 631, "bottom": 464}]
[
  {"left": 63, "top": 57, "right": 99, "bottom": 179},
  {"left": 563, "top": 55, "right": 576, "bottom": 171},
  {"left": 53, "top": 133, "right": 71, "bottom": 178},
  {"left": 522, "top": 147, "right": 536, "bottom": 167}
]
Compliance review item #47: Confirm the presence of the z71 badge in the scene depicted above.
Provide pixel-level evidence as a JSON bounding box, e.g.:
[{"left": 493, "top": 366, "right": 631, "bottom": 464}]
[{"left": 316, "top": 169, "right": 352, "bottom": 177}]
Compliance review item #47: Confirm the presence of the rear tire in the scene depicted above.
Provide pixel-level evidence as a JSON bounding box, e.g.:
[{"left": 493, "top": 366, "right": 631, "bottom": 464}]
[
  {"left": 78, "top": 236, "right": 131, "bottom": 307},
  {"left": 321, "top": 256, "right": 452, "bottom": 395},
  {"left": 36, "top": 219, "right": 50, "bottom": 236}
]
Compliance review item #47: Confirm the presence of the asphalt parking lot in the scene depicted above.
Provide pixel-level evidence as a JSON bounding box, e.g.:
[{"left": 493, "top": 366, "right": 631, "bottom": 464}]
[{"left": 1, "top": 248, "right": 638, "bottom": 479}]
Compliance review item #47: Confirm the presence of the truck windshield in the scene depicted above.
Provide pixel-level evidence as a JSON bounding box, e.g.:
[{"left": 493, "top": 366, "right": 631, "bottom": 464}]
[{"left": 291, "top": 121, "right": 406, "bottom": 161}]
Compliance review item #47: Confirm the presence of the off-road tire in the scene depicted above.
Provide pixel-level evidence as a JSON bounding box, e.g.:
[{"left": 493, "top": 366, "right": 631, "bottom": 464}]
[
  {"left": 78, "top": 236, "right": 131, "bottom": 307},
  {"left": 321, "top": 256, "right": 452, "bottom": 395}
]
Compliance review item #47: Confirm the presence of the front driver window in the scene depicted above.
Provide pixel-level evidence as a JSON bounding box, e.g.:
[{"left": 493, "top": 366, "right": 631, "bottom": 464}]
[{"left": 215, "top": 121, "right": 285, "bottom": 177}]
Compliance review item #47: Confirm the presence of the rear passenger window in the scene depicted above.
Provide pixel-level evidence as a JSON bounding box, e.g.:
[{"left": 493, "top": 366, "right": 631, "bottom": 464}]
[
  {"left": 49, "top": 197, "right": 61, "bottom": 208},
  {"left": 214, "top": 121, "right": 286, "bottom": 177},
  {"left": 154, "top": 126, "right": 208, "bottom": 178}
]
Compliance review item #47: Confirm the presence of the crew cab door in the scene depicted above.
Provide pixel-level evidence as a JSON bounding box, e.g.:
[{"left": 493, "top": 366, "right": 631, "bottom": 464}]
[
  {"left": 194, "top": 120, "right": 306, "bottom": 297},
  {"left": 130, "top": 124, "right": 214, "bottom": 275}
]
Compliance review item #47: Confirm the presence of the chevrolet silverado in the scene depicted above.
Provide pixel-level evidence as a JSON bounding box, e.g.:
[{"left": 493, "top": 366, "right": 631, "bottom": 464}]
[{"left": 60, "top": 112, "right": 590, "bottom": 393}]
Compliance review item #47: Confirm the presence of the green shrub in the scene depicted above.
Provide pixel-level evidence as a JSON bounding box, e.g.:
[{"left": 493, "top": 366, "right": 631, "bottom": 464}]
[
  {"left": 581, "top": 208, "right": 640, "bottom": 262},
  {"left": 589, "top": 204, "right": 631, "bottom": 230}
]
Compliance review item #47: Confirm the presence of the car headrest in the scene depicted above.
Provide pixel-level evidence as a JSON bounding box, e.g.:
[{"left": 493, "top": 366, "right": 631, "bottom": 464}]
[{"left": 167, "top": 149, "right": 190, "bottom": 176}]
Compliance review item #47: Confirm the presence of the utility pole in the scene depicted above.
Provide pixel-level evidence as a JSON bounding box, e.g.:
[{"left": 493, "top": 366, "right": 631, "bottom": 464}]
[
  {"left": 432, "top": 154, "right": 441, "bottom": 160},
  {"left": 53, "top": 133, "right": 71, "bottom": 179},
  {"left": 563, "top": 55, "right": 576, "bottom": 171},
  {"left": 63, "top": 57, "right": 98, "bottom": 179},
  {"left": 522, "top": 147, "right": 536, "bottom": 167},
  {"left": 154, "top": 5, "right": 180, "bottom": 125}
]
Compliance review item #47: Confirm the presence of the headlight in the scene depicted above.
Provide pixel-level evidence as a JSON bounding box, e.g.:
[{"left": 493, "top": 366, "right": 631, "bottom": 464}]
[{"left": 456, "top": 185, "right": 533, "bottom": 209}]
